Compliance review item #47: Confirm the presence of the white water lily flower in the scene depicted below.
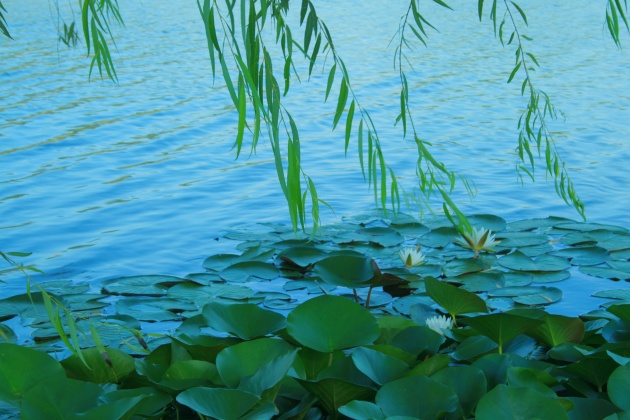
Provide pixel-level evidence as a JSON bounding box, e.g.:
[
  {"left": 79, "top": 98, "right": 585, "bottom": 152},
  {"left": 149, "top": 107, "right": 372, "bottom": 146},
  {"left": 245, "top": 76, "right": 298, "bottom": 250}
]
[
  {"left": 425, "top": 315, "right": 454, "bottom": 335},
  {"left": 399, "top": 246, "right": 425, "bottom": 269},
  {"left": 455, "top": 227, "right": 501, "bottom": 258}
]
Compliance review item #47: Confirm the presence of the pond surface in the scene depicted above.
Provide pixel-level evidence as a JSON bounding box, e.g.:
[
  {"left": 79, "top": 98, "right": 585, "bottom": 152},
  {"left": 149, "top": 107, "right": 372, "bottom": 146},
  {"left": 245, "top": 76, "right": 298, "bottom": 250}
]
[{"left": 1, "top": 0, "right": 629, "bottom": 316}]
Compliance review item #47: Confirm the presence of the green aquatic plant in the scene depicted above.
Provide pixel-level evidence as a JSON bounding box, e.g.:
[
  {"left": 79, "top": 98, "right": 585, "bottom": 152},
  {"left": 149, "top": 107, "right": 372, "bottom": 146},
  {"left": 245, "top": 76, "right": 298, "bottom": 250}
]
[{"left": 2, "top": 213, "right": 630, "bottom": 418}]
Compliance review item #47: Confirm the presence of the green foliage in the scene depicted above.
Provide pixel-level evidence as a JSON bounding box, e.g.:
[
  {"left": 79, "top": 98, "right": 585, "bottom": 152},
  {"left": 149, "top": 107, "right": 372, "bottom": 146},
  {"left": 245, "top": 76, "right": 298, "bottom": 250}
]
[
  {"left": 4, "top": 214, "right": 630, "bottom": 417},
  {"left": 0, "top": 0, "right": 11, "bottom": 39},
  {"left": 59, "top": 20, "right": 79, "bottom": 47}
]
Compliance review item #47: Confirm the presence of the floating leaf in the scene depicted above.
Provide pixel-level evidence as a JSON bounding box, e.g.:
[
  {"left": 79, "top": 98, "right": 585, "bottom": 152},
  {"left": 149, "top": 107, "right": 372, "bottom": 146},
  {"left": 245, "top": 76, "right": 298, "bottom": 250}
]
[
  {"left": 101, "top": 275, "right": 183, "bottom": 296},
  {"left": 176, "top": 387, "right": 261, "bottom": 419},
  {"left": 167, "top": 282, "right": 255, "bottom": 303},
  {"left": 424, "top": 276, "right": 488, "bottom": 318},
  {"left": 463, "top": 313, "right": 543, "bottom": 353},
  {"left": 608, "top": 364, "right": 630, "bottom": 411},
  {"left": 563, "top": 397, "right": 618, "bottom": 420},
  {"left": 278, "top": 247, "right": 327, "bottom": 268},
  {"left": 476, "top": 385, "right": 569, "bottom": 419},
  {"left": 488, "top": 286, "right": 562, "bottom": 305},
  {"left": 607, "top": 304, "right": 630, "bottom": 326},
  {"left": 579, "top": 266, "right": 630, "bottom": 281},
  {"left": 495, "top": 232, "right": 550, "bottom": 248},
  {"left": 391, "top": 222, "right": 430, "bottom": 238},
  {"left": 390, "top": 326, "right": 444, "bottom": 356},
  {"left": 220, "top": 261, "right": 279, "bottom": 282},
  {"left": 351, "top": 347, "right": 409, "bottom": 385},
  {"left": 594, "top": 290, "right": 630, "bottom": 301},
  {"left": 0, "top": 343, "right": 66, "bottom": 405},
  {"left": 529, "top": 271, "right": 570, "bottom": 283},
  {"left": 549, "top": 247, "right": 609, "bottom": 266},
  {"left": 339, "top": 400, "right": 385, "bottom": 420},
  {"left": 456, "top": 272, "right": 505, "bottom": 293},
  {"left": 21, "top": 377, "right": 105, "bottom": 419},
  {"left": 469, "top": 214, "right": 507, "bottom": 232},
  {"left": 354, "top": 227, "right": 405, "bottom": 247},
  {"left": 432, "top": 366, "right": 487, "bottom": 417},
  {"left": 498, "top": 251, "right": 569, "bottom": 272},
  {"left": 283, "top": 279, "right": 336, "bottom": 294},
  {"left": 526, "top": 314, "right": 584, "bottom": 347},
  {"left": 115, "top": 298, "right": 192, "bottom": 322},
  {"left": 451, "top": 335, "right": 498, "bottom": 361},
  {"left": 314, "top": 254, "right": 375, "bottom": 288},
  {"left": 202, "top": 301, "right": 286, "bottom": 340},
  {"left": 419, "top": 227, "right": 459, "bottom": 248},
  {"left": 506, "top": 217, "right": 575, "bottom": 231},
  {"left": 216, "top": 338, "right": 297, "bottom": 395},
  {"left": 287, "top": 295, "right": 380, "bottom": 352},
  {"left": 443, "top": 258, "right": 487, "bottom": 277},
  {"left": 61, "top": 347, "right": 135, "bottom": 384},
  {"left": 376, "top": 375, "right": 458, "bottom": 418}
]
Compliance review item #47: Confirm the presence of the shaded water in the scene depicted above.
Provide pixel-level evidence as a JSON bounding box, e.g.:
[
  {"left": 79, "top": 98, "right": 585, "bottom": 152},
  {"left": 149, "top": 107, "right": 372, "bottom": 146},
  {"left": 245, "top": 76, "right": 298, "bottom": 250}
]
[{"left": 1, "top": 0, "right": 629, "bottom": 315}]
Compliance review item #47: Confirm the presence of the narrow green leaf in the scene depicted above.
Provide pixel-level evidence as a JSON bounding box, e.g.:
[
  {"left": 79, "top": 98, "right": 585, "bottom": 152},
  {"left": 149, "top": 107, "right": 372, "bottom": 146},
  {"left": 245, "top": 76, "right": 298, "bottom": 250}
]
[
  {"left": 332, "top": 78, "right": 348, "bottom": 129},
  {"left": 234, "top": 74, "right": 246, "bottom": 158},
  {"left": 510, "top": 1, "right": 528, "bottom": 25},
  {"left": 432, "top": 0, "right": 454, "bottom": 10},
  {"left": 507, "top": 61, "right": 522, "bottom": 83},
  {"left": 325, "top": 63, "right": 337, "bottom": 102},
  {"left": 345, "top": 100, "right": 355, "bottom": 156},
  {"left": 478, "top": 0, "right": 484, "bottom": 21}
]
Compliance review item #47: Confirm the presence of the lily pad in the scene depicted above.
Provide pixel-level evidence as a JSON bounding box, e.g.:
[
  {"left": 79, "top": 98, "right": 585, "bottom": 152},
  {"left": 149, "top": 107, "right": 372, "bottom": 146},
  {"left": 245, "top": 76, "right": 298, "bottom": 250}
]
[
  {"left": 167, "top": 282, "right": 255, "bottom": 304},
  {"left": 287, "top": 295, "right": 380, "bottom": 352},
  {"left": 495, "top": 232, "right": 550, "bottom": 248},
  {"left": 468, "top": 214, "right": 507, "bottom": 232},
  {"left": 456, "top": 272, "right": 505, "bottom": 293},
  {"left": 498, "top": 251, "right": 569, "bottom": 272},
  {"left": 506, "top": 217, "right": 576, "bottom": 231},
  {"left": 277, "top": 247, "right": 327, "bottom": 268},
  {"left": 314, "top": 254, "right": 375, "bottom": 288},
  {"left": 391, "top": 222, "right": 430, "bottom": 238},
  {"left": 220, "top": 261, "right": 279, "bottom": 283},
  {"left": 530, "top": 271, "right": 571, "bottom": 284},
  {"left": 419, "top": 227, "right": 459, "bottom": 248},
  {"left": 593, "top": 290, "right": 630, "bottom": 301},
  {"left": 355, "top": 227, "right": 405, "bottom": 247},
  {"left": 549, "top": 247, "right": 609, "bottom": 266},
  {"left": 443, "top": 258, "right": 487, "bottom": 277},
  {"left": 202, "top": 301, "right": 286, "bottom": 340},
  {"left": 283, "top": 279, "right": 336, "bottom": 294},
  {"left": 115, "top": 298, "right": 193, "bottom": 322},
  {"left": 101, "top": 275, "right": 183, "bottom": 296},
  {"left": 579, "top": 266, "right": 630, "bottom": 281},
  {"left": 488, "top": 286, "right": 563, "bottom": 305}
]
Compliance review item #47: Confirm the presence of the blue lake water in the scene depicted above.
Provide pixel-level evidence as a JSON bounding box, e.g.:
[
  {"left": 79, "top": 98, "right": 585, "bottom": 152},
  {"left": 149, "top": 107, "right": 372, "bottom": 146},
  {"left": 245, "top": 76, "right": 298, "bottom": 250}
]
[{"left": 1, "top": 0, "right": 629, "bottom": 316}]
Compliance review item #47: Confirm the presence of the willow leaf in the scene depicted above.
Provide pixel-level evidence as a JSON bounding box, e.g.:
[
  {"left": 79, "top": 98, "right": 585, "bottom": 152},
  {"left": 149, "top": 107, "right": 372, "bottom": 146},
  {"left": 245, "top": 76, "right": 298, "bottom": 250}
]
[
  {"left": 325, "top": 63, "right": 336, "bottom": 102},
  {"left": 432, "top": 0, "right": 453, "bottom": 10},
  {"left": 358, "top": 120, "right": 365, "bottom": 178},
  {"left": 308, "top": 34, "right": 322, "bottom": 76},
  {"left": 345, "top": 100, "right": 355, "bottom": 156},
  {"left": 510, "top": 2, "right": 528, "bottom": 25},
  {"left": 507, "top": 61, "right": 521, "bottom": 83},
  {"left": 0, "top": 0, "right": 11, "bottom": 39},
  {"left": 333, "top": 78, "right": 348, "bottom": 129},
  {"left": 234, "top": 74, "right": 246, "bottom": 157},
  {"left": 478, "top": 0, "right": 484, "bottom": 21}
]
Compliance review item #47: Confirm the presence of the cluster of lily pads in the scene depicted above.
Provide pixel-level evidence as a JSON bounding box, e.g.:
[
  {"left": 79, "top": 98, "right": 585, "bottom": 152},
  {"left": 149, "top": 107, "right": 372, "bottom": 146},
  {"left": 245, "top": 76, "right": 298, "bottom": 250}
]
[{"left": 1, "top": 212, "right": 630, "bottom": 419}]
